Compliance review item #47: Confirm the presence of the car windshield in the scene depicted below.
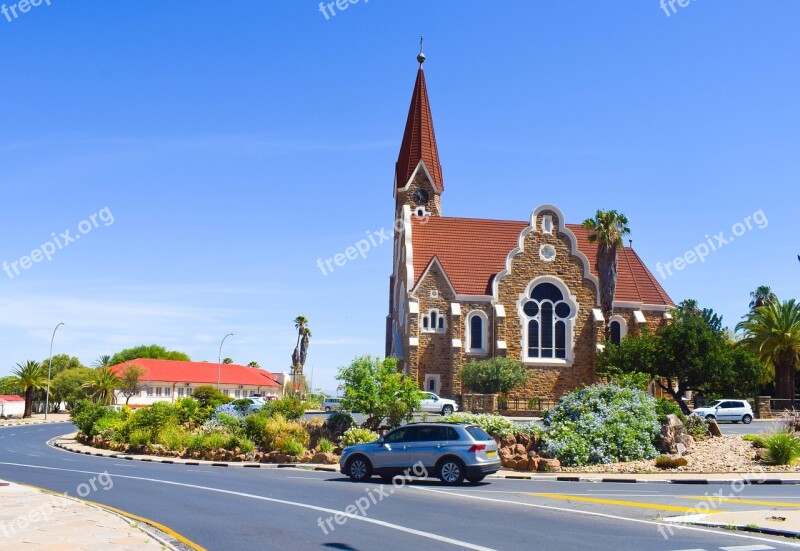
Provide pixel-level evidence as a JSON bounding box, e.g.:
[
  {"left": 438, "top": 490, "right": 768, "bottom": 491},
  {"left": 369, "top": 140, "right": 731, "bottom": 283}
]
[
  {"left": 465, "top": 426, "right": 491, "bottom": 441},
  {"left": 708, "top": 401, "right": 723, "bottom": 408}
]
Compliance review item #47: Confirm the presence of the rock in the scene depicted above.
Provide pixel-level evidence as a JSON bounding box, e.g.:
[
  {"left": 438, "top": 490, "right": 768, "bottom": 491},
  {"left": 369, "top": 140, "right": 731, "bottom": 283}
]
[
  {"left": 512, "top": 444, "right": 527, "bottom": 456},
  {"left": 527, "top": 457, "right": 541, "bottom": 472},
  {"left": 235, "top": 454, "right": 246, "bottom": 462},
  {"left": 675, "top": 443, "right": 687, "bottom": 456},
  {"left": 499, "top": 447, "right": 513, "bottom": 460},
  {"left": 311, "top": 452, "right": 338, "bottom": 464},
  {"left": 660, "top": 414, "right": 695, "bottom": 454},
  {"left": 501, "top": 433, "right": 517, "bottom": 448},
  {"left": 707, "top": 419, "right": 723, "bottom": 437},
  {"left": 538, "top": 458, "right": 561, "bottom": 472},
  {"left": 273, "top": 453, "right": 289, "bottom": 464},
  {"left": 517, "top": 433, "right": 532, "bottom": 450},
  {"left": 755, "top": 448, "right": 770, "bottom": 461}
]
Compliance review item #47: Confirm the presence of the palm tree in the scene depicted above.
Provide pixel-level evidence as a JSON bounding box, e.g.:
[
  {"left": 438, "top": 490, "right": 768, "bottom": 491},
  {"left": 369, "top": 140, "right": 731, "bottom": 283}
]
[
  {"left": 83, "top": 366, "right": 121, "bottom": 405},
  {"left": 737, "top": 299, "right": 800, "bottom": 402},
  {"left": 12, "top": 361, "right": 45, "bottom": 418},
  {"left": 92, "top": 355, "right": 112, "bottom": 368},
  {"left": 247, "top": 361, "right": 261, "bottom": 369},
  {"left": 222, "top": 357, "right": 234, "bottom": 365},
  {"left": 582, "top": 210, "right": 631, "bottom": 342},
  {"left": 749, "top": 286, "right": 778, "bottom": 310},
  {"left": 299, "top": 327, "right": 312, "bottom": 368},
  {"left": 291, "top": 316, "right": 309, "bottom": 374}
]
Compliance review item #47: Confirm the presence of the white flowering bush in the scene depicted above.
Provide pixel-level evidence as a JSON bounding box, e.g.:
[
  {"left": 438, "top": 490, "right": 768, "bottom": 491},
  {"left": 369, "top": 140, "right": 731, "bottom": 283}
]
[
  {"left": 441, "top": 413, "right": 517, "bottom": 437},
  {"left": 541, "top": 384, "right": 660, "bottom": 466}
]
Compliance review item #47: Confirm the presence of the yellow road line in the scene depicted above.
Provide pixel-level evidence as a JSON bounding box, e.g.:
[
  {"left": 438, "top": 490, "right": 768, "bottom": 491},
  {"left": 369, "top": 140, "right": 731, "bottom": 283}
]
[
  {"left": 680, "top": 496, "right": 800, "bottom": 508},
  {"left": 17, "top": 482, "right": 207, "bottom": 551},
  {"left": 528, "top": 493, "right": 726, "bottom": 514}
]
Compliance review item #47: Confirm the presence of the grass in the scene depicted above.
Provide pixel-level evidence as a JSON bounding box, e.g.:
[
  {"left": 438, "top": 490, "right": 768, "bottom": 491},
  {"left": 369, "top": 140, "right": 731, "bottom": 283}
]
[{"left": 763, "top": 432, "right": 800, "bottom": 465}]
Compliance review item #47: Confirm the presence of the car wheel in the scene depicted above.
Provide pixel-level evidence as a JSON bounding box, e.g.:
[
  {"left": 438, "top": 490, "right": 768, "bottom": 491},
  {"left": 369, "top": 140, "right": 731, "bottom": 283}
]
[
  {"left": 743, "top": 414, "right": 753, "bottom": 424},
  {"left": 346, "top": 457, "right": 372, "bottom": 482},
  {"left": 705, "top": 414, "right": 715, "bottom": 421},
  {"left": 441, "top": 405, "right": 454, "bottom": 416},
  {"left": 466, "top": 475, "right": 486, "bottom": 484},
  {"left": 325, "top": 407, "right": 331, "bottom": 412},
  {"left": 437, "top": 458, "right": 466, "bottom": 485}
]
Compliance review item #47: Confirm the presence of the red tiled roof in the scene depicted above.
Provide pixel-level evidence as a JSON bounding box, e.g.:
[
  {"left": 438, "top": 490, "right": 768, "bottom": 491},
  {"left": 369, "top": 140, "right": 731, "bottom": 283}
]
[
  {"left": 396, "top": 66, "right": 444, "bottom": 192},
  {"left": 0, "top": 395, "right": 25, "bottom": 402},
  {"left": 111, "top": 359, "right": 280, "bottom": 387},
  {"left": 410, "top": 216, "right": 674, "bottom": 306}
]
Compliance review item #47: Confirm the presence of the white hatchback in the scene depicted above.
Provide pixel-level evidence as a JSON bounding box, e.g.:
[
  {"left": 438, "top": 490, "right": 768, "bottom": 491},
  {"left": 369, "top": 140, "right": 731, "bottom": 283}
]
[{"left": 692, "top": 400, "right": 753, "bottom": 424}]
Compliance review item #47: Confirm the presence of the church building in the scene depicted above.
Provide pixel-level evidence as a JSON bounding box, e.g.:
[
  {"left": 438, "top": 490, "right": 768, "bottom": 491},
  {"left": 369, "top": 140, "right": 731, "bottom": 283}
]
[{"left": 385, "top": 51, "right": 674, "bottom": 401}]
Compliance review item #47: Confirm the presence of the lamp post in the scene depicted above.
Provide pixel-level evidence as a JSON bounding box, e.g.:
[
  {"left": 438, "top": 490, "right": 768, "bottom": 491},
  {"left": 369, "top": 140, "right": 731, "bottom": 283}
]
[
  {"left": 217, "top": 333, "right": 234, "bottom": 391},
  {"left": 45, "top": 322, "right": 65, "bottom": 421}
]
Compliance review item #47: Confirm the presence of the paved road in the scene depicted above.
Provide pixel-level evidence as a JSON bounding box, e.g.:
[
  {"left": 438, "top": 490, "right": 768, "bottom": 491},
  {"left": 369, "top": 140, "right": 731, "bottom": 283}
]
[{"left": 1, "top": 423, "right": 799, "bottom": 551}]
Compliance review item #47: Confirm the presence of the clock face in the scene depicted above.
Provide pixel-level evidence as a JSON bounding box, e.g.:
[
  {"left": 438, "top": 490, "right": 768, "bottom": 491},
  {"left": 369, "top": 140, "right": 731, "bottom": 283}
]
[{"left": 412, "top": 189, "right": 430, "bottom": 206}]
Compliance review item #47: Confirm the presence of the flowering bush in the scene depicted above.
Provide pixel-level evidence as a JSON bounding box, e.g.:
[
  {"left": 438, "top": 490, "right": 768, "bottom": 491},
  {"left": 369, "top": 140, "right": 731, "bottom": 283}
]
[
  {"left": 541, "top": 384, "right": 660, "bottom": 466},
  {"left": 441, "top": 413, "right": 517, "bottom": 437},
  {"left": 341, "top": 427, "right": 379, "bottom": 447}
]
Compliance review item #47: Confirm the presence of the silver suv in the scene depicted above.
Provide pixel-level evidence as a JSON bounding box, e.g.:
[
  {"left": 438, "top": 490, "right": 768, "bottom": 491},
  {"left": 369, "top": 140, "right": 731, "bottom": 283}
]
[{"left": 340, "top": 423, "right": 500, "bottom": 485}]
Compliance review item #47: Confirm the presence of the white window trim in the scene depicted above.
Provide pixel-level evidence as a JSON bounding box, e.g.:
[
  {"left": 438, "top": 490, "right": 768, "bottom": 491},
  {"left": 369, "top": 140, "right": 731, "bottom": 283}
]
[
  {"left": 465, "top": 310, "right": 489, "bottom": 355},
  {"left": 541, "top": 214, "right": 554, "bottom": 235},
  {"left": 517, "top": 275, "right": 578, "bottom": 366},
  {"left": 609, "top": 315, "right": 628, "bottom": 343},
  {"left": 425, "top": 374, "right": 441, "bottom": 394},
  {"left": 422, "top": 309, "right": 446, "bottom": 333},
  {"left": 539, "top": 244, "right": 556, "bottom": 262}
]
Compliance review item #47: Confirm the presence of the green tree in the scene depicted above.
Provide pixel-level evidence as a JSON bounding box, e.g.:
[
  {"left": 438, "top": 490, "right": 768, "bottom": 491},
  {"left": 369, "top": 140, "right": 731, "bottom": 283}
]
[
  {"left": 598, "top": 304, "right": 763, "bottom": 414},
  {"left": 40, "top": 354, "right": 86, "bottom": 377},
  {"left": 737, "top": 299, "right": 800, "bottom": 402},
  {"left": 582, "top": 210, "right": 631, "bottom": 342},
  {"left": 109, "top": 345, "right": 190, "bottom": 366},
  {"left": 92, "top": 355, "right": 112, "bottom": 368},
  {"left": 336, "top": 356, "right": 423, "bottom": 430},
  {"left": 12, "top": 361, "right": 46, "bottom": 418},
  {"left": 749, "top": 285, "right": 778, "bottom": 310},
  {"left": 191, "top": 385, "right": 232, "bottom": 407},
  {"left": 118, "top": 364, "right": 146, "bottom": 405},
  {"left": 290, "top": 317, "right": 311, "bottom": 387},
  {"left": 247, "top": 361, "right": 260, "bottom": 368},
  {"left": 83, "top": 366, "right": 121, "bottom": 405},
  {"left": 51, "top": 368, "right": 95, "bottom": 411},
  {"left": 0, "top": 376, "right": 21, "bottom": 396},
  {"left": 460, "top": 357, "right": 529, "bottom": 394},
  {"left": 222, "top": 357, "right": 234, "bottom": 365}
]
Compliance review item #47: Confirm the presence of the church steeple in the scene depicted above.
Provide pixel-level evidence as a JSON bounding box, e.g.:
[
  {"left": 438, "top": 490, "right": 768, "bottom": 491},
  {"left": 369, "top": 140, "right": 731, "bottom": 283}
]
[{"left": 395, "top": 42, "right": 444, "bottom": 195}]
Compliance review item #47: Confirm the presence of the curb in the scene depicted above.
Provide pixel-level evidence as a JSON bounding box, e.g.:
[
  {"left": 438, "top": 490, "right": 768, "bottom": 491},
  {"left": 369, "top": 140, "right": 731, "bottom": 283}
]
[
  {"left": 51, "top": 437, "right": 800, "bottom": 485},
  {"left": 0, "top": 419, "right": 70, "bottom": 428}
]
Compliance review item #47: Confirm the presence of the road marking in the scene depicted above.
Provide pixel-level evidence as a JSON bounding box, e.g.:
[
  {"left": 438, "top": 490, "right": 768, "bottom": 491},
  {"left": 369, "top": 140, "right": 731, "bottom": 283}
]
[
  {"left": 720, "top": 546, "right": 776, "bottom": 551},
  {"left": 0, "top": 461, "right": 496, "bottom": 551},
  {"left": 411, "top": 487, "right": 800, "bottom": 549},
  {"left": 680, "top": 496, "right": 800, "bottom": 508},
  {"left": 529, "top": 493, "right": 726, "bottom": 514}
]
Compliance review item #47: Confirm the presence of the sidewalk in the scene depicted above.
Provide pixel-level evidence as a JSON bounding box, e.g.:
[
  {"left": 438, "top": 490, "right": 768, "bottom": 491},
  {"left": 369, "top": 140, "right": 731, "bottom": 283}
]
[
  {"left": 0, "top": 480, "right": 178, "bottom": 550},
  {"left": 0, "top": 413, "right": 72, "bottom": 428},
  {"left": 666, "top": 509, "right": 800, "bottom": 539}
]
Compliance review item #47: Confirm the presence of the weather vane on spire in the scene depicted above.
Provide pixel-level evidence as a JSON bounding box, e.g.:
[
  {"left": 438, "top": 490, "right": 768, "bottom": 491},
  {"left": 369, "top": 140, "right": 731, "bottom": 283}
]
[{"left": 418, "top": 35, "right": 426, "bottom": 65}]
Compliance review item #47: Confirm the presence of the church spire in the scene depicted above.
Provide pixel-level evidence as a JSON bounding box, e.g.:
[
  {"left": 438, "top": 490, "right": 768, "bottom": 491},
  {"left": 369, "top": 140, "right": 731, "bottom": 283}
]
[{"left": 395, "top": 40, "right": 444, "bottom": 192}]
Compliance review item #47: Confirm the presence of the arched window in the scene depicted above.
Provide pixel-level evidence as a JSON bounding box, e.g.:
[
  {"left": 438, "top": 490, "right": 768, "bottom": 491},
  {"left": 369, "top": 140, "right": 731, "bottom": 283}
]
[
  {"left": 422, "top": 309, "right": 445, "bottom": 333},
  {"left": 608, "top": 315, "right": 628, "bottom": 345},
  {"left": 428, "top": 379, "right": 436, "bottom": 391},
  {"left": 521, "top": 280, "right": 576, "bottom": 362},
  {"left": 466, "top": 311, "right": 488, "bottom": 354}
]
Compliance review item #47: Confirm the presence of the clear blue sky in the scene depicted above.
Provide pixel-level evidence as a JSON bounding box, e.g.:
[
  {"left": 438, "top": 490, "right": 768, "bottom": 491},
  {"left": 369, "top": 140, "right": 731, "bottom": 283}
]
[{"left": 1, "top": 1, "right": 798, "bottom": 394}]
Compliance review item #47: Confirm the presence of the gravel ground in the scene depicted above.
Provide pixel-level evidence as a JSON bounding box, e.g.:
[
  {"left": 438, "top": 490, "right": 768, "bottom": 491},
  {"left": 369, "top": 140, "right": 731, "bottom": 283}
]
[{"left": 559, "top": 435, "right": 800, "bottom": 474}]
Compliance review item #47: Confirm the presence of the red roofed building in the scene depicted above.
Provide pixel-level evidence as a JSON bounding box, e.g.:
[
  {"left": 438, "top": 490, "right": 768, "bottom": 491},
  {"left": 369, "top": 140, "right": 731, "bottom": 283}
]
[
  {"left": 111, "top": 359, "right": 284, "bottom": 406},
  {"left": 386, "top": 52, "right": 674, "bottom": 401},
  {"left": 0, "top": 395, "right": 25, "bottom": 418}
]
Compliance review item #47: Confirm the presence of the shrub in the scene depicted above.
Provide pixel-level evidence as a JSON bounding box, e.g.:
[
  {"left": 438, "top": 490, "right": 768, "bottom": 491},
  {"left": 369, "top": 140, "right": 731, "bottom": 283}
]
[
  {"left": 655, "top": 398, "right": 687, "bottom": 424},
  {"left": 515, "top": 421, "right": 543, "bottom": 438},
  {"left": 261, "top": 414, "right": 309, "bottom": 451},
  {"left": 441, "top": 413, "right": 516, "bottom": 437},
  {"left": 743, "top": 433, "right": 767, "bottom": 448},
  {"left": 192, "top": 386, "right": 233, "bottom": 408},
  {"left": 459, "top": 357, "right": 529, "bottom": 394},
  {"left": 156, "top": 426, "right": 193, "bottom": 451},
  {"left": 272, "top": 396, "right": 305, "bottom": 421},
  {"left": 541, "top": 383, "right": 660, "bottom": 467},
  {"left": 341, "top": 427, "right": 379, "bottom": 447},
  {"left": 655, "top": 456, "right": 688, "bottom": 469},
  {"left": 325, "top": 412, "right": 355, "bottom": 439},
  {"left": 208, "top": 412, "right": 245, "bottom": 434},
  {"left": 277, "top": 438, "right": 305, "bottom": 457},
  {"left": 70, "top": 400, "right": 111, "bottom": 437},
  {"left": 212, "top": 403, "right": 246, "bottom": 421},
  {"left": 318, "top": 438, "right": 334, "bottom": 453},
  {"left": 128, "top": 428, "right": 151, "bottom": 448},
  {"left": 764, "top": 432, "right": 800, "bottom": 465},
  {"left": 131, "top": 402, "right": 179, "bottom": 439},
  {"left": 175, "top": 397, "right": 210, "bottom": 425},
  {"left": 684, "top": 415, "right": 709, "bottom": 440}
]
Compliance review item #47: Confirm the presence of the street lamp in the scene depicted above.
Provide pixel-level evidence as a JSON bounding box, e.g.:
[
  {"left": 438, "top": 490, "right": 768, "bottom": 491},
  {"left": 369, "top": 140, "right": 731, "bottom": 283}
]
[
  {"left": 217, "top": 333, "right": 234, "bottom": 391},
  {"left": 45, "top": 322, "right": 65, "bottom": 421}
]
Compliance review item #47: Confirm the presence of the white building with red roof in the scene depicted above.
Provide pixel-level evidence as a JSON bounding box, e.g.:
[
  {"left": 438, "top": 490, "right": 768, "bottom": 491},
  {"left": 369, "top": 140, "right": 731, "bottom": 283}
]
[
  {"left": 111, "top": 359, "right": 284, "bottom": 406},
  {"left": 386, "top": 52, "right": 674, "bottom": 402},
  {"left": 0, "top": 395, "right": 25, "bottom": 418}
]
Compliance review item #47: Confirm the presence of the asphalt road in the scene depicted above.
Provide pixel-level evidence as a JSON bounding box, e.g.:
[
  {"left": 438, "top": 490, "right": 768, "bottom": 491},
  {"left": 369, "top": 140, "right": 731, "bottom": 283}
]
[{"left": 1, "top": 423, "right": 799, "bottom": 551}]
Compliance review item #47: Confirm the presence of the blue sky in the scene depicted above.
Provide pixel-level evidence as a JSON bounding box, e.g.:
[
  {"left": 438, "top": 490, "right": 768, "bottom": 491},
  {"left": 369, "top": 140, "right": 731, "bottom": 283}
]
[{"left": 1, "top": 1, "right": 798, "bottom": 394}]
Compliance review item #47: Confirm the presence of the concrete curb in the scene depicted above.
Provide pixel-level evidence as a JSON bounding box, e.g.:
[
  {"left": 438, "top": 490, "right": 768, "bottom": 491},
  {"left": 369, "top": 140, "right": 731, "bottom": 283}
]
[
  {"left": 0, "top": 419, "right": 70, "bottom": 428},
  {"left": 51, "top": 435, "right": 800, "bottom": 485}
]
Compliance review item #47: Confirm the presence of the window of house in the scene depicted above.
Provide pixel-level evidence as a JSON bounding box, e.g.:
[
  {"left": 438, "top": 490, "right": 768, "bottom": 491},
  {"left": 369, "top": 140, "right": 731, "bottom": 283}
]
[
  {"left": 235, "top": 390, "right": 241, "bottom": 398},
  {"left": 177, "top": 388, "right": 184, "bottom": 397},
  {"left": 522, "top": 280, "right": 576, "bottom": 361},
  {"left": 155, "top": 387, "right": 162, "bottom": 397},
  {"left": 609, "top": 315, "right": 628, "bottom": 346},
  {"left": 465, "top": 311, "right": 488, "bottom": 354},
  {"left": 428, "top": 379, "right": 435, "bottom": 391},
  {"left": 422, "top": 309, "right": 445, "bottom": 333}
]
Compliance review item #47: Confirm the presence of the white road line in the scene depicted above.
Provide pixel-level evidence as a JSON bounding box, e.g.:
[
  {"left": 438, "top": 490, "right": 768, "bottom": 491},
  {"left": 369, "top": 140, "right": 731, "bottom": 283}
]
[
  {"left": 720, "top": 546, "right": 776, "bottom": 551},
  {"left": 410, "top": 487, "right": 800, "bottom": 549},
  {"left": 286, "top": 476, "right": 326, "bottom": 480},
  {"left": 0, "top": 461, "right": 496, "bottom": 551}
]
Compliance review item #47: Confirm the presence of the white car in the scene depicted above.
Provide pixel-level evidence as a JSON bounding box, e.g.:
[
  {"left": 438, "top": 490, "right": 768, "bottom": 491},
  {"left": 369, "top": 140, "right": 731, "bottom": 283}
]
[
  {"left": 323, "top": 397, "right": 344, "bottom": 412},
  {"left": 418, "top": 392, "right": 458, "bottom": 416},
  {"left": 692, "top": 399, "right": 753, "bottom": 424}
]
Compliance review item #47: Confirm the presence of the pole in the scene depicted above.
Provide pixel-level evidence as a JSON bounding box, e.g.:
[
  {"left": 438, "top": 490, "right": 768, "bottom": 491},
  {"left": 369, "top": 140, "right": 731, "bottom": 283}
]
[
  {"left": 45, "top": 322, "right": 65, "bottom": 420},
  {"left": 217, "top": 333, "right": 234, "bottom": 391}
]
